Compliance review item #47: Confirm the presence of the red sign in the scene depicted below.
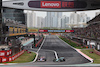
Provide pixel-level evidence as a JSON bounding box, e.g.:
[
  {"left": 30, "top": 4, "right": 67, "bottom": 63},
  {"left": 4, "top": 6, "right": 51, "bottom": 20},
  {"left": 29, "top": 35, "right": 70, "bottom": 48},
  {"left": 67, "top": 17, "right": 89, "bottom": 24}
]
[
  {"left": 6, "top": 50, "right": 10, "bottom": 56},
  {"left": 0, "top": 58, "right": 2, "bottom": 63},
  {"left": 41, "top": 1, "right": 61, "bottom": 8},
  {"left": 9, "top": 56, "right": 12, "bottom": 62},
  {"left": 39, "top": 30, "right": 48, "bottom": 32},
  {"left": 0, "top": 51, "right": 6, "bottom": 57},
  {"left": 65, "top": 30, "right": 74, "bottom": 32},
  {"left": 9, "top": 49, "right": 12, "bottom": 55},
  {"left": 12, "top": 56, "right": 15, "bottom": 61},
  {"left": 62, "top": 2, "right": 74, "bottom": 8},
  {"left": 2, "top": 57, "right": 7, "bottom": 62}
]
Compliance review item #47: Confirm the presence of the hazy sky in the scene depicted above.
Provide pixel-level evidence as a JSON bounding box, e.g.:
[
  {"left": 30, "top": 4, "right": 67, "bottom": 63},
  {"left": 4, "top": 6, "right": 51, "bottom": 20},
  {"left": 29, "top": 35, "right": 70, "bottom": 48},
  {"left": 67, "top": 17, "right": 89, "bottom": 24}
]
[{"left": 34, "top": 10, "right": 100, "bottom": 19}]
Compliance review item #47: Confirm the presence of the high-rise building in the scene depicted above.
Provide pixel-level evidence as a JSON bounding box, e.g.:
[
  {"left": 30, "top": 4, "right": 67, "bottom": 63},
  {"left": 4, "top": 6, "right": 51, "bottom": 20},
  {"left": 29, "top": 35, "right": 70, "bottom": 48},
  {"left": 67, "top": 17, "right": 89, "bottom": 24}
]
[
  {"left": 37, "top": 17, "right": 44, "bottom": 28},
  {"left": 58, "top": 17, "right": 62, "bottom": 28},
  {"left": 80, "top": 13, "right": 87, "bottom": 23},
  {"left": 86, "top": 17, "right": 90, "bottom": 22},
  {"left": 70, "top": 12, "right": 80, "bottom": 24},
  {"left": 44, "top": 12, "right": 63, "bottom": 28},
  {"left": 52, "top": 16, "right": 57, "bottom": 28},
  {"left": 27, "top": 11, "right": 36, "bottom": 28},
  {"left": 46, "top": 12, "right": 62, "bottom": 28},
  {"left": 47, "top": 12, "right": 51, "bottom": 27},
  {"left": 69, "top": 12, "right": 80, "bottom": 28},
  {"left": 45, "top": 16, "right": 47, "bottom": 27},
  {"left": 3, "top": 7, "right": 25, "bottom": 24},
  {"left": 59, "top": 16, "right": 69, "bottom": 29},
  {"left": 42, "top": 18, "right": 45, "bottom": 28}
]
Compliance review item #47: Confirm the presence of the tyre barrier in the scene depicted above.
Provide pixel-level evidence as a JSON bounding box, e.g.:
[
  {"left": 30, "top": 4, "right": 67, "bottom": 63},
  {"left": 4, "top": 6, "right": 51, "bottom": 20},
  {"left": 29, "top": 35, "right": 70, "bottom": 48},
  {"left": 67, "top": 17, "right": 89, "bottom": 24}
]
[{"left": 0, "top": 50, "right": 24, "bottom": 63}]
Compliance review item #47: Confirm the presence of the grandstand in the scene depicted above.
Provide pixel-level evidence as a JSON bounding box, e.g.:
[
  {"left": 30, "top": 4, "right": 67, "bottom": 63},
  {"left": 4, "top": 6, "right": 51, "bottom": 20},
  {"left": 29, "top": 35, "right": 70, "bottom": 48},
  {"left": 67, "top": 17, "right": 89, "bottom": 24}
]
[
  {"left": 73, "top": 14, "right": 100, "bottom": 39},
  {"left": 70, "top": 14, "right": 100, "bottom": 50}
]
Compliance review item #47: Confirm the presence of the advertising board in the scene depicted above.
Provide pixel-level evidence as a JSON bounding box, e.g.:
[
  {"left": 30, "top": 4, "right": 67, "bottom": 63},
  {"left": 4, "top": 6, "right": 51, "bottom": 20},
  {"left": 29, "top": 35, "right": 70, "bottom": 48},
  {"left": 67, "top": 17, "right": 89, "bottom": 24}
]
[{"left": 28, "top": 29, "right": 38, "bottom": 32}]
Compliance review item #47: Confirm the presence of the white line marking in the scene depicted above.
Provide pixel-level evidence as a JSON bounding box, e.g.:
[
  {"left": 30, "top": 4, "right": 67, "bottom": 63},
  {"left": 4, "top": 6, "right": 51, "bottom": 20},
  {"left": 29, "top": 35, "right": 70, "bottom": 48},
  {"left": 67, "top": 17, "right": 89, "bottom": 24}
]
[
  {"left": 53, "top": 51, "right": 59, "bottom": 59},
  {"left": 57, "top": 35, "right": 93, "bottom": 63},
  {"left": 37, "top": 36, "right": 59, "bottom": 60},
  {"left": 33, "top": 52, "right": 38, "bottom": 62},
  {"left": 37, "top": 36, "right": 46, "bottom": 53}
]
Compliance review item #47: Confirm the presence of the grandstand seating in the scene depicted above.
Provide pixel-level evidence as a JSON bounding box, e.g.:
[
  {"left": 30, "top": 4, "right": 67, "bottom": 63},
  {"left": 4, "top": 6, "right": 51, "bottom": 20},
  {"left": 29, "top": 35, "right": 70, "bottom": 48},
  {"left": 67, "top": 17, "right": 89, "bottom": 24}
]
[{"left": 73, "top": 14, "right": 100, "bottom": 39}]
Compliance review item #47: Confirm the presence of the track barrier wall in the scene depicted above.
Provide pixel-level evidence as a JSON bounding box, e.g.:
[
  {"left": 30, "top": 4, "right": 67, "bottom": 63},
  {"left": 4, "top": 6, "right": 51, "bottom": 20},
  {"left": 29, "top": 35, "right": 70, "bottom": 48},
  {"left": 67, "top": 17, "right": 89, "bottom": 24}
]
[
  {"left": 0, "top": 50, "right": 24, "bottom": 63},
  {"left": 35, "top": 37, "right": 44, "bottom": 47}
]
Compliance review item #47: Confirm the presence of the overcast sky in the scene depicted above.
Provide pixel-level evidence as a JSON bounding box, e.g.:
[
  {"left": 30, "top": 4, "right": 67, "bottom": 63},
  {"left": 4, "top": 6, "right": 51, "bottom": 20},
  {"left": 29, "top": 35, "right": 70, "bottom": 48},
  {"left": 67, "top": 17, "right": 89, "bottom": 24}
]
[{"left": 34, "top": 10, "right": 100, "bottom": 19}]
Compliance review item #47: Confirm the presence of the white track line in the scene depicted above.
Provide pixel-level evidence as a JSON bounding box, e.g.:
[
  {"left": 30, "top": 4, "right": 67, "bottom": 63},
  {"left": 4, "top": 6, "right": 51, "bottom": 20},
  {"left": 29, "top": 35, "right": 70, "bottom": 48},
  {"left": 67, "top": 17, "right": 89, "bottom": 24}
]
[
  {"left": 37, "top": 36, "right": 59, "bottom": 60},
  {"left": 57, "top": 35, "right": 93, "bottom": 63},
  {"left": 37, "top": 36, "right": 46, "bottom": 53},
  {"left": 52, "top": 50, "right": 59, "bottom": 60},
  {"left": 33, "top": 52, "right": 38, "bottom": 62}
]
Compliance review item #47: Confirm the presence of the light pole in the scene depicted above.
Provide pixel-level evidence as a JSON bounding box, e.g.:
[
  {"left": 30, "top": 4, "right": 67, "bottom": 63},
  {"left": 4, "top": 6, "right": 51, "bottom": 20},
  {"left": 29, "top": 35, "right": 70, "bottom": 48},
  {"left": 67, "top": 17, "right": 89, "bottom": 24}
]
[{"left": 0, "top": 0, "right": 3, "bottom": 44}]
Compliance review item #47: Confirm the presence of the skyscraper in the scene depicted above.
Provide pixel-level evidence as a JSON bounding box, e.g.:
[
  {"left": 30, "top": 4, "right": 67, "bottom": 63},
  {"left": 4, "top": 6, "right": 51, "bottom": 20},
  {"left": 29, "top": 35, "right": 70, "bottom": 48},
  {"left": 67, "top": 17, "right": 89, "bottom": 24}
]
[
  {"left": 37, "top": 17, "right": 44, "bottom": 28},
  {"left": 70, "top": 12, "right": 80, "bottom": 24},
  {"left": 3, "top": 7, "right": 25, "bottom": 24},
  {"left": 46, "top": 12, "right": 62, "bottom": 28},
  {"left": 59, "top": 16, "right": 69, "bottom": 29},
  {"left": 69, "top": 12, "right": 80, "bottom": 27},
  {"left": 27, "top": 11, "right": 36, "bottom": 28},
  {"left": 80, "top": 13, "right": 87, "bottom": 23}
]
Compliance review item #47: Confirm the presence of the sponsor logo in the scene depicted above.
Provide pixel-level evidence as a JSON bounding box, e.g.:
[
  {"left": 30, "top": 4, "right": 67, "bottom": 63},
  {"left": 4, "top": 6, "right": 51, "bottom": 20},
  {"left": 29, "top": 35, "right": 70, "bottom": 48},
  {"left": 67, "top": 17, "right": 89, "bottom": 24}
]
[
  {"left": 13, "top": 2, "right": 24, "bottom": 6},
  {"left": 41, "top": 1, "right": 61, "bottom": 8},
  {"left": 2, "top": 58, "right": 6, "bottom": 61},
  {"left": 0, "top": 53, "right": 5, "bottom": 56}
]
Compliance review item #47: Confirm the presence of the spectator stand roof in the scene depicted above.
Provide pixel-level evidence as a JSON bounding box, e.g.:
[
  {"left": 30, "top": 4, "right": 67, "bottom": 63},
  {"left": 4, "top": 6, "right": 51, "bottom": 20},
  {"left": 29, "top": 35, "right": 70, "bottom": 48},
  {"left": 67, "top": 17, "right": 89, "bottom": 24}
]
[{"left": 87, "top": 14, "right": 100, "bottom": 24}]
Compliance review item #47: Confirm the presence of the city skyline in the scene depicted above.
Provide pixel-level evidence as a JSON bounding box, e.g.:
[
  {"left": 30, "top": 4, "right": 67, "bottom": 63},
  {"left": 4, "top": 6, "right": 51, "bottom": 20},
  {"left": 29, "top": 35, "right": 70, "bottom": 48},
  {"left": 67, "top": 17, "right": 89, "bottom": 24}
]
[
  {"left": 34, "top": 10, "right": 100, "bottom": 19},
  {"left": 27, "top": 11, "right": 92, "bottom": 28}
]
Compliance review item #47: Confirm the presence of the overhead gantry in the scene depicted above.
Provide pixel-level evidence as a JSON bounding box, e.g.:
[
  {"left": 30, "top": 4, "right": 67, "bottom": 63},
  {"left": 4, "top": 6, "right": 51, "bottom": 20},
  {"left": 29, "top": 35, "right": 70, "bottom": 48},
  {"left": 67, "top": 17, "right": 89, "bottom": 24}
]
[{"left": 2, "top": 0, "right": 100, "bottom": 12}]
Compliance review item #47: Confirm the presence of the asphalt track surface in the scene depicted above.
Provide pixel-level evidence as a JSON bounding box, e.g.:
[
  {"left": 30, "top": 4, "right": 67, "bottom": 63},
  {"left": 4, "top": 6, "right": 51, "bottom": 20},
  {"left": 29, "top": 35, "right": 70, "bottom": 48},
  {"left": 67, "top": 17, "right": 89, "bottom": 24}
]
[
  {"left": 2, "top": 35, "right": 100, "bottom": 67},
  {"left": 35, "top": 35, "right": 90, "bottom": 65}
]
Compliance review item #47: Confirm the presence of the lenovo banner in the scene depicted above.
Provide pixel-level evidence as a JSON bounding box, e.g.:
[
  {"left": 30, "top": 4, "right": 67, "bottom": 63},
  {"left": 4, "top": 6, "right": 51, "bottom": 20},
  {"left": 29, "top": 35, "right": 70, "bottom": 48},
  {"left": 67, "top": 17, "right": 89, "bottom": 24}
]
[
  {"left": 28, "top": 1, "right": 87, "bottom": 9},
  {"left": 41, "top": 1, "right": 61, "bottom": 8}
]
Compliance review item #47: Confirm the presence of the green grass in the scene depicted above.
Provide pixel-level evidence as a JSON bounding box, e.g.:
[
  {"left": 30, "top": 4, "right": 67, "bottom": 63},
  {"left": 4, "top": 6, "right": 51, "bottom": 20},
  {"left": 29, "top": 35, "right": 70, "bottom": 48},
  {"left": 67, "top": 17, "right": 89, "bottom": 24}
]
[
  {"left": 8, "top": 51, "right": 36, "bottom": 63},
  {"left": 81, "top": 49, "right": 100, "bottom": 64},
  {"left": 59, "top": 36, "right": 84, "bottom": 49}
]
